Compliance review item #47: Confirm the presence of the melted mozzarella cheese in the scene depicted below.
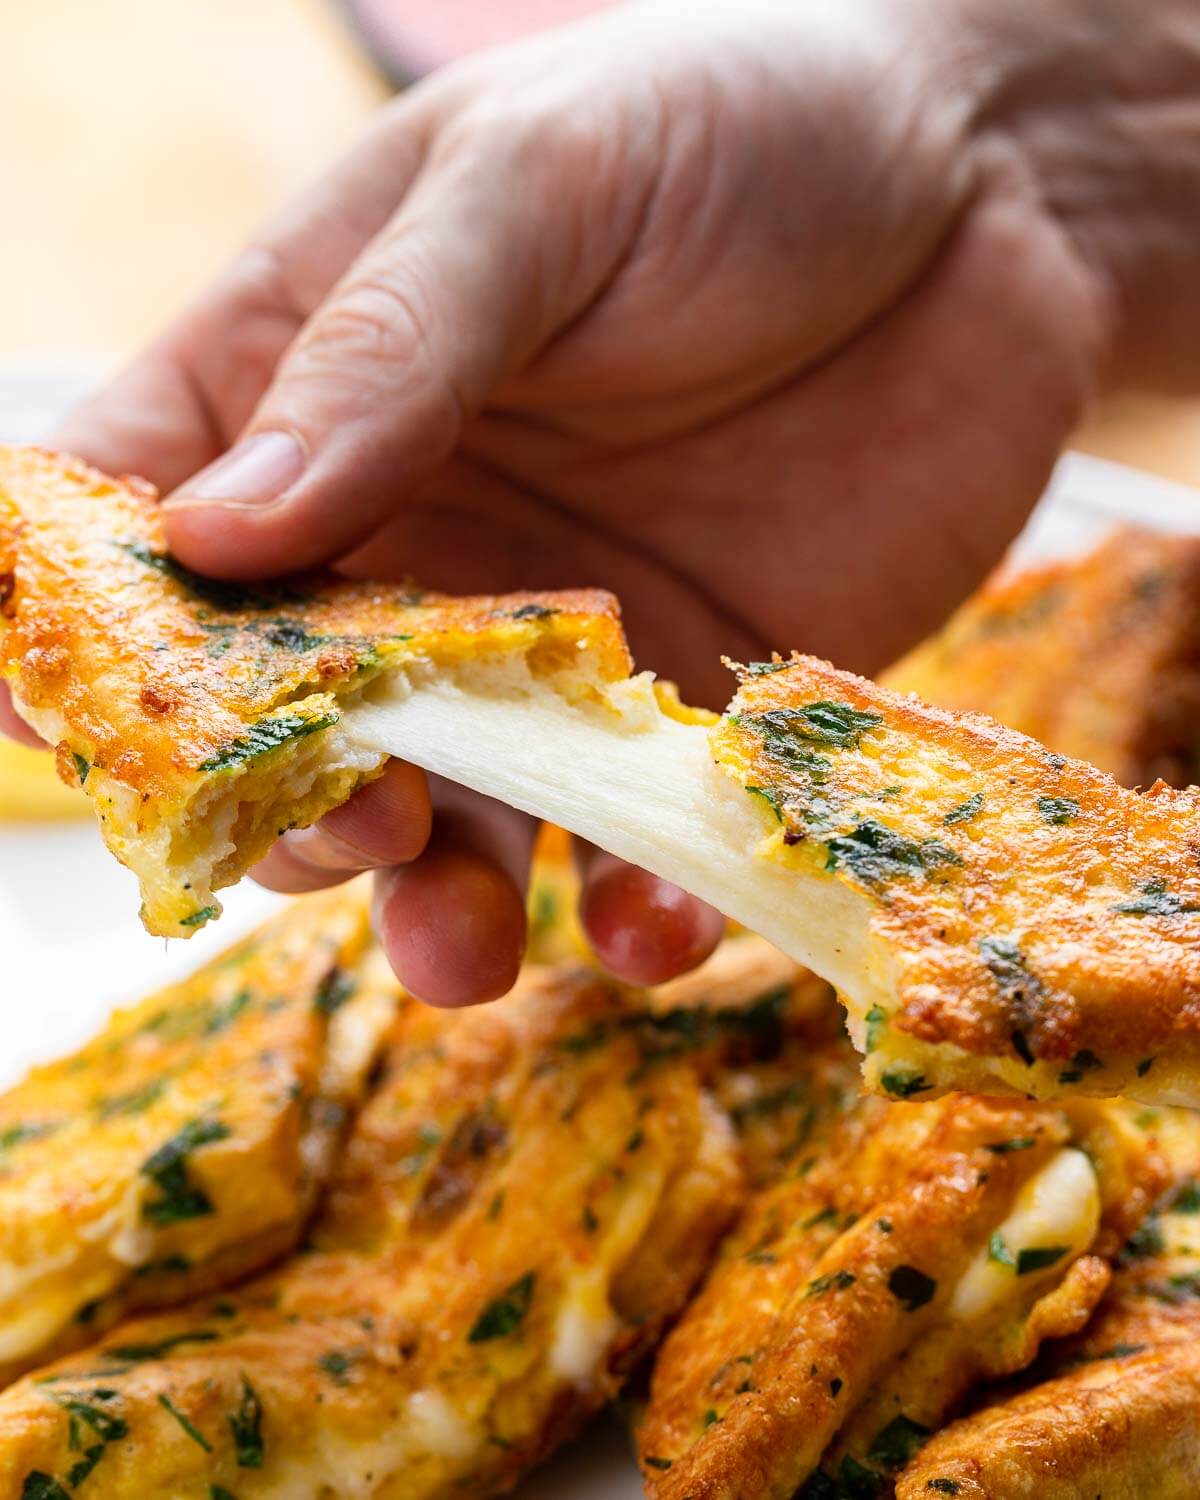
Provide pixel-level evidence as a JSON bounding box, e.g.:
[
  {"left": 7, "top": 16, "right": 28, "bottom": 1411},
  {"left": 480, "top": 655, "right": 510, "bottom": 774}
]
[
  {"left": 949, "top": 1148, "right": 1100, "bottom": 1322},
  {"left": 347, "top": 668, "right": 881, "bottom": 1012}
]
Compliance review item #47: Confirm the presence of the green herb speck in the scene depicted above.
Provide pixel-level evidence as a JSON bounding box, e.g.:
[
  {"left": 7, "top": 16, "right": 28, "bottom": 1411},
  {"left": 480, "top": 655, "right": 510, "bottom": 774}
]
[{"left": 468, "top": 1272, "right": 536, "bottom": 1343}]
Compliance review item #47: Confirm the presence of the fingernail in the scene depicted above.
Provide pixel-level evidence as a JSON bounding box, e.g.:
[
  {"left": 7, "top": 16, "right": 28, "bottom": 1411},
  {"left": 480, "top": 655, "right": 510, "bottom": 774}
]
[{"left": 165, "top": 430, "right": 304, "bottom": 510}]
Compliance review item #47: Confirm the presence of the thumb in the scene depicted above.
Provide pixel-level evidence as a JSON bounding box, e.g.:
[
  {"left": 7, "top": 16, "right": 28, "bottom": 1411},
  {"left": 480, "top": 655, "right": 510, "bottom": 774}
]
[{"left": 162, "top": 130, "right": 612, "bottom": 578}]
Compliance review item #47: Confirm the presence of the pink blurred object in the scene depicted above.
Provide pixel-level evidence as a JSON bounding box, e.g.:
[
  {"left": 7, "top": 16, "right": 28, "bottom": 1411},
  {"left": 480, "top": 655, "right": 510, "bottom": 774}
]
[{"left": 338, "top": 0, "right": 618, "bottom": 82}]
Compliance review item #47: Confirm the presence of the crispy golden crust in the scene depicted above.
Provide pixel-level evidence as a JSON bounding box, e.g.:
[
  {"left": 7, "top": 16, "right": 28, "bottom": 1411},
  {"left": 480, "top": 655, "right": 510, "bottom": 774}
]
[
  {"left": 897, "top": 1108, "right": 1200, "bottom": 1499},
  {"left": 714, "top": 655, "right": 1200, "bottom": 1104},
  {"left": 0, "top": 966, "right": 741, "bottom": 1500},
  {"left": 0, "top": 446, "right": 629, "bottom": 935},
  {"left": 0, "top": 884, "right": 395, "bottom": 1387},
  {"left": 640, "top": 1084, "right": 1165, "bottom": 1500},
  {"left": 886, "top": 527, "right": 1200, "bottom": 788}
]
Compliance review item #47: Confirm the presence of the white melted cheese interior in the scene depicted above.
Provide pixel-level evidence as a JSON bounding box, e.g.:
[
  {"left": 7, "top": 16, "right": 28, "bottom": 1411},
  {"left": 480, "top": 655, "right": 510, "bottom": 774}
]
[
  {"left": 348, "top": 663, "right": 884, "bottom": 1014},
  {"left": 949, "top": 1148, "right": 1100, "bottom": 1322}
]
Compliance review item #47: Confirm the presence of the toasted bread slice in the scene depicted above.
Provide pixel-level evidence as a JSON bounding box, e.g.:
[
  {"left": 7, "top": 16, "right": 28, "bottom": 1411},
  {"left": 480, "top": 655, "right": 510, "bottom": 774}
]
[
  {"left": 641, "top": 1081, "right": 1165, "bottom": 1500},
  {"left": 7, "top": 449, "right": 1200, "bottom": 1106},
  {"left": 0, "top": 964, "right": 740, "bottom": 1500},
  {"left": 0, "top": 883, "right": 396, "bottom": 1387},
  {"left": 886, "top": 526, "right": 1200, "bottom": 788},
  {"left": 896, "top": 1107, "right": 1200, "bottom": 1500}
]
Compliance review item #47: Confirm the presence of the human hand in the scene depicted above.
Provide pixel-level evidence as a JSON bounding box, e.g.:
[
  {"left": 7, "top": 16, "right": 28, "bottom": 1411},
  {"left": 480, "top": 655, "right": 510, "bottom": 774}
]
[{"left": 14, "top": 0, "right": 1200, "bottom": 1003}]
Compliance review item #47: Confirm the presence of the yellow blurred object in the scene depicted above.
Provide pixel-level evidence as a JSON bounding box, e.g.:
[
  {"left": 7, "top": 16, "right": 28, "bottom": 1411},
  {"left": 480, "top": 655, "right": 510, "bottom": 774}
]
[{"left": 0, "top": 737, "right": 84, "bottom": 820}]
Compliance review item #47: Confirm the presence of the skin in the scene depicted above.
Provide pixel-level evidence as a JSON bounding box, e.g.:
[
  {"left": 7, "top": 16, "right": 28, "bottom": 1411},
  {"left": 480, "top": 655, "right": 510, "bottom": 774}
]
[{"left": 6, "top": 0, "right": 1200, "bottom": 1005}]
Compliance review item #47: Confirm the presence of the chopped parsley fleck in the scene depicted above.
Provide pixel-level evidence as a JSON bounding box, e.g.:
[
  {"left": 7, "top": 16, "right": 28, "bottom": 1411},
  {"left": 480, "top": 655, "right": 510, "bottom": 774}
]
[
  {"left": 877, "top": 1218, "right": 893, "bottom": 1235},
  {"left": 830, "top": 1377, "right": 843, "bottom": 1397},
  {"left": 774, "top": 701, "right": 884, "bottom": 749},
  {"left": 107, "top": 1330, "right": 220, "bottom": 1363},
  {"left": 867, "top": 1414, "right": 931, "bottom": 1469},
  {"left": 944, "top": 793, "right": 983, "bottom": 826},
  {"left": 211, "top": 1490, "right": 239, "bottom": 1500},
  {"left": 317, "top": 1351, "right": 358, "bottom": 1387},
  {"left": 180, "top": 906, "right": 219, "bottom": 929},
  {"left": 95, "top": 1081, "right": 165, "bottom": 1121},
  {"left": 118, "top": 540, "right": 307, "bottom": 611},
  {"left": 198, "top": 710, "right": 340, "bottom": 773},
  {"left": 978, "top": 937, "right": 1045, "bottom": 1063},
  {"left": 880, "top": 1068, "right": 931, "bottom": 1099},
  {"left": 746, "top": 660, "right": 788, "bottom": 675},
  {"left": 71, "top": 753, "right": 91, "bottom": 786},
  {"left": 469, "top": 1272, "right": 536, "bottom": 1343},
  {"left": 20, "top": 1477, "right": 71, "bottom": 1500},
  {"left": 141, "top": 1118, "right": 231, "bottom": 1225},
  {"left": 988, "top": 1232, "right": 1016, "bottom": 1268},
  {"left": 803, "top": 1206, "right": 838, "bottom": 1230},
  {"left": 928, "top": 1482, "right": 961, "bottom": 1495},
  {"left": 506, "top": 603, "right": 557, "bottom": 620},
  {"left": 1170, "top": 1178, "right": 1200, "bottom": 1214},
  {"left": 48, "top": 1390, "right": 128, "bottom": 1486},
  {"left": 805, "top": 1270, "right": 856, "bottom": 1299},
  {"left": 314, "top": 968, "right": 355, "bottom": 1016},
  {"left": 1112, "top": 878, "right": 1200, "bottom": 918},
  {"left": 229, "top": 1379, "right": 265, "bottom": 1468},
  {"left": 864, "top": 1005, "right": 887, "bottom": 1054},
  {"left": 1016, "top": 1245, "right": 1069, "bottom": 1276},
  {"left": 888, "top": 1265, "right": 936, "bottom": 1311},
  {"left": 1122, "top": 1214, "right": 1166, "bottom": 1262},
  {"left": 986, "top": 1136, "right": 1036, "bottom": 1154},
  {"left": 158, "top": 1394, "right": 212, "bottom": 1451},
  {"left": 1036, "top": 795, "right": 1079, "bottom": 825},
  {"left": 1057, "top": 1049, "right": 1103, "bottom": 1086},
  {"left": 644, "top": 1457, "right": 673, "bottom": 1471},
  {"left": 1137, "top": 1057, "right": 1156, "bottom": 1078},
  {"left": 702, "top": 1409, "right": 720, "bottom": 1428},
  {"left": 825, "top": 819, "right": 960, "bottom": 888},
  {"left": 746, "top": 784, "right": 785, "bottom": 822},
  {"left": 0, "top": 1122, "right": 56, "bottom": 1154},
  {"left": 581, "top": 1205, "right": 599, "bottom": 1234}
]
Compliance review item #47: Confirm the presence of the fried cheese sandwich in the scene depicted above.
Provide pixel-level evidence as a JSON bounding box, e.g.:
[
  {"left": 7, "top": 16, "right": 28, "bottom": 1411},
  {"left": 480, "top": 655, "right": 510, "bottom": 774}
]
[
  {"left": 6, "top": 448, "right": 1200, "bottom": 1106},
  {"left": 0, "top": 963, "right": 741, "bottom": 1499},
  {"left": 640, "top": 1079, "right": 1166, "bottom": 1499},
  {"left": 896, "top": 1107, "right": 1200, "bottom": 1499},
  {"left": 0, "top": 884, "right": 395, "bottom": 1387}
]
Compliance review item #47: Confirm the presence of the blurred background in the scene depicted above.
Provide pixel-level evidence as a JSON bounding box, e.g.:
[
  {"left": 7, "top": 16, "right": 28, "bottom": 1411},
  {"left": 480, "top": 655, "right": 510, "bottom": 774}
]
[{"left": 2, "top": 0, "right": 1200, "bottom": 477}]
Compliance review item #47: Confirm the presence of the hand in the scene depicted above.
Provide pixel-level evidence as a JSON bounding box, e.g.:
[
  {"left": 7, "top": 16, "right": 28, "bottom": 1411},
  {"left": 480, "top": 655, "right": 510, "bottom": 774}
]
[{"left": 12, "top": 0, "right": 1200, "bottom": 1003}]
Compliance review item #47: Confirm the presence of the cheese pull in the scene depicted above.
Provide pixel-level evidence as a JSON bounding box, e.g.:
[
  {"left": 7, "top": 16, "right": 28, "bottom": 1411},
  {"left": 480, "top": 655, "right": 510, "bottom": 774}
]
[{"left": 5, "top": 445, "right": 1200, "bottom": 1106}]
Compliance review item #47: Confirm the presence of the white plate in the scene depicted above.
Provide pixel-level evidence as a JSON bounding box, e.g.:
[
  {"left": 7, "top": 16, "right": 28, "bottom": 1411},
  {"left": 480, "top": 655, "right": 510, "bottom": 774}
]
[{"left": 2, "top": 363, "right": 1198, "bottom": 1497}]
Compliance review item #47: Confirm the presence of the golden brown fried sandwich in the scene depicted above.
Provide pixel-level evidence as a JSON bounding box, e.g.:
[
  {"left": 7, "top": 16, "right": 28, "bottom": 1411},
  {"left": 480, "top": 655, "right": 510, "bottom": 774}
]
[
  {"left": 0, "top": 884, "right": 395, "bottom": 1388},
  {"left": 896, "top": 1108, "right": 1200, "bottom": 1500},
  {"left": 0, "top": 446, "right": 628, "bottom": 938},
  {"left": 640, "top": 1079, "right": 1165, "bottom": 1500},
  {"left": 886, "top": 526, "right": 1200, "bottom": 788},
  {"left": 0, "top": 963, "right": 742, "bottom": 1499},
  {"left": 8, "top": 447, "right": 1200, "bottom": 1106}
]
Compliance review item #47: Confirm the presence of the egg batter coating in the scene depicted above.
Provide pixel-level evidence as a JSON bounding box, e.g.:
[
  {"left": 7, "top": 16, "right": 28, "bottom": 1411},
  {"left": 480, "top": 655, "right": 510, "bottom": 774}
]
[
  {"left": 0, "top": 446, "right": 628, "bottom": 937},
  {"left": 0, "top": 964, "right": 742, "bottom": 1500},
  {"left": 886, "top": 526, "right": 1200, "bottom": 788},
  {"left": 714, "top": 657, "right": 1200, "bottom": 1106},
  {"left": 896, "top": 1108, "right": 1200, "bottom": 1500},
  {"left": 640, "top": 1080, "right": 1166, "bottom": 1500},
  {"left": 0, "top": 884, "right": 396, "bottom": 1388}
]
